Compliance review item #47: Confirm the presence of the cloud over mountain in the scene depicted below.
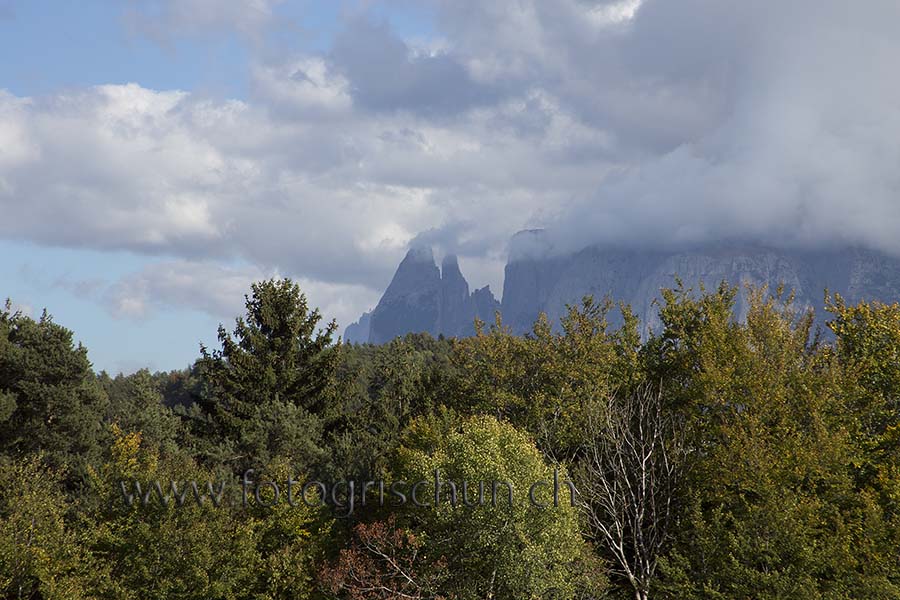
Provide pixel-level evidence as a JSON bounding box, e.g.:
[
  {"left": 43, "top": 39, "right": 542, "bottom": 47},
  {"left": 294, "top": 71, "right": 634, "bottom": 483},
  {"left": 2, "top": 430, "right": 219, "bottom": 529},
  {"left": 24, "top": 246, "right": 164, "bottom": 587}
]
[{"left": 2, "top": 0, "right": 899, "bottom": 330}]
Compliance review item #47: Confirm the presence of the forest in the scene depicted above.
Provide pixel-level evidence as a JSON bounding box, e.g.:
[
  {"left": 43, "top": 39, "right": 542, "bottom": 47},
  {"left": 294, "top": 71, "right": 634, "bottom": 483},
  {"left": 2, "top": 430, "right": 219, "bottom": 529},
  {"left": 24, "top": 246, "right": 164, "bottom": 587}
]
[{"left": 2, "top": 278, "right": 900, "bottom": 599}]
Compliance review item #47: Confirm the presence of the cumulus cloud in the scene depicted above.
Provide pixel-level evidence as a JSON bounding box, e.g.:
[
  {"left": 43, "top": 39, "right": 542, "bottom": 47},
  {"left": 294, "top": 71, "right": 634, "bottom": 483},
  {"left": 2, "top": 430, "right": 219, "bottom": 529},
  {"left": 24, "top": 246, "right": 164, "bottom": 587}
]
[
  {"left": 24, "top": 257, "right": 377, "bottom": 337},
  {"left": 544, "top": 0, "right": 900, "bottom": 256},
  {"left": 0, "top": 78, "right": 602, "bottom": 301},
  {"left": 404, "top": 0, "right": 900, "bottom": 257},
  {"left": 252, "top": 57, "right": 353, "bottom": 118},
  {"left": 104, "top": 260, "right": 272, "bottom": 319},
  {"left": 329, "top": 18, "right": 504, "bottom": 116},
  {"left": 3, "top": 0, "right": 900, "bottom": 326},
  {"left": 104, "top": 260, "right": 380, "bottom": 334}
]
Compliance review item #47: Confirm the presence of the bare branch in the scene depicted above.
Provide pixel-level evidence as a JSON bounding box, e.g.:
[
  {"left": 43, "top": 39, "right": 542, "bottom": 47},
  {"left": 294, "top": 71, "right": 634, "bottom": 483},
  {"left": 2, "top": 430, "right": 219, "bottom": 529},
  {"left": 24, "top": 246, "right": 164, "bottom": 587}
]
[{"left": 575, "top": 384, "right": 687, "bottom": 600}]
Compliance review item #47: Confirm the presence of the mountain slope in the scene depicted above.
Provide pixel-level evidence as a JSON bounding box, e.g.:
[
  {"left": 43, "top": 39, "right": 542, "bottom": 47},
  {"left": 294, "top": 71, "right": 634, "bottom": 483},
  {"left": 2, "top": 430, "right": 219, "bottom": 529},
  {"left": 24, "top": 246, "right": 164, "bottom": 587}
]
[
  {"left": 356, "top": 248, "right": 501, "bottom": 344},
  {"left": 346, "top": 234, "right": 900, "bottom": 343}
]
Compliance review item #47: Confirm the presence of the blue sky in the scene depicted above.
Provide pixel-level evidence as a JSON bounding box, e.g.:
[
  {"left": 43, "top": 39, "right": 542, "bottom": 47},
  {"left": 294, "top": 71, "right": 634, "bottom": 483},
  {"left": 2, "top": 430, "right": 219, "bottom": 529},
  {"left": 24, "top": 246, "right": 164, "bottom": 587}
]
[
  {"left": 0, "top": 0, "right": 435, "bottom": 373},
  {"left": 2, "top": 1, "right": 246, "bottom": 96},
  {"left": 0, "top": 1, "right": 434, "bottom": 97},
  {"left": 2, "top": 0, "right": 899, "bottom": 373}
]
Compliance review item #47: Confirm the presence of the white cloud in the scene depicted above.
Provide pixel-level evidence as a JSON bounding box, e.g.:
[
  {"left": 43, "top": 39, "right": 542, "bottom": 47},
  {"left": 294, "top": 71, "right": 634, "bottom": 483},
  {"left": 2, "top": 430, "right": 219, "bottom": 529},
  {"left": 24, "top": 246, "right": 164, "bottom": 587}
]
[
  {"left": 252, "top": 58, "right": 353, "bottom": 117},
  {"left": 3, "top": 0, "right": 900, "bottom": 328},
  {"left": 585, "top": 0, "right": 643, "bottom": 26},
  {"left": 0, "top": 70, "right": 606, "bottom": 297},
  {"left": 105, "top": 260, "right": 273, "bottom": 319},
  {"left": 103, "top": 259, "right": 380, "bottom": 335}
]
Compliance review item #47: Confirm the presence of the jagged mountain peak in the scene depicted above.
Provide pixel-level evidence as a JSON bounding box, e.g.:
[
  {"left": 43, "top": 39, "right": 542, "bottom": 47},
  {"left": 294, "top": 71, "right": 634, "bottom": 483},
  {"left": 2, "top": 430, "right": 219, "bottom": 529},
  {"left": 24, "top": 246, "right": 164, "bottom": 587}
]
[
  {"left": 406, "top": 245, "right": 436, "bottom": 263},
  {"left": 343, "top": 310, "right": 372, "bottom": 344},
  {"left": 441, "top": 254, "right": 467, "bottom": 288},
  {"left": 356, "top": 246, "right": 499, "bottom": 344},
  {"left": 346, "top": 237, "right": 900, "bottom": 345},
  {"left": 441, "top": 253, "right": 461, "bottom": 273},
  {"left": 380, "top": 246, "right": 441, "bottom": 303}
]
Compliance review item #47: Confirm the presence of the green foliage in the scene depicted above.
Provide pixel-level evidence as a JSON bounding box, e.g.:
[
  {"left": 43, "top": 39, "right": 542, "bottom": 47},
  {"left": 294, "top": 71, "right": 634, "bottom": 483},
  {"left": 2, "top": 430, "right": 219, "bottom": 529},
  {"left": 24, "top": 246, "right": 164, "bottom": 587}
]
[
  {"left": 0, "top": 302, "right": 109, "bottom": 479},
  {"left": 101, "top": 369, "right": 182, "bottom": 454},
  {"left": 0, "top": 455, "right": 97, "bottom": 599},
  {"left": 85, "top": 425, "right": 332, "bottom": 600},
  {"left": 450, "top": 296, "right": 640, "bottom": 461},
  {"left": 84, "top": 425, "right": 261, "bottom": 599},
  {"left": 654, "top": 285, "right": 900, "bottom": 598},
  {"left": 5, "top": 278, "right": 900, "bottom": 599},
  {"left": 248, "top": 461, "right": 332, "bottom": 600},
  {"left": 194, "top": 278, "right": 339, "bottom": 475},
  {"left": 828, "top": 295, "right": 900, "bottom": 505},
  {"left": 386, "top": 413, "right": 606, "bottom": 600},
  {"left": 322, "top": 333, "right": 456, "bottom": 481}
]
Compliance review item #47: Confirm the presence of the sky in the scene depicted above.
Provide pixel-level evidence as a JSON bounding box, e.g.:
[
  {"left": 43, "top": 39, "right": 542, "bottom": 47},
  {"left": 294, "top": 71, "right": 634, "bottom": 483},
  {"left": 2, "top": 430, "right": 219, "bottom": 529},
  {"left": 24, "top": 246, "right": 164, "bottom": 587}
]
[{"left": 2, "top": 0, "right": 899, "bottom": 373}]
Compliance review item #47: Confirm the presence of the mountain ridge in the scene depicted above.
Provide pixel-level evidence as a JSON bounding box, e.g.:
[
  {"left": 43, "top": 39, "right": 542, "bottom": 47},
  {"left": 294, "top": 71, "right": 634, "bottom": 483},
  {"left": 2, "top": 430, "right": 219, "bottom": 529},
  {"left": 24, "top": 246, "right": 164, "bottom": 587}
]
[
  {"left": 344, "top": 234, "right": 900, "bottom": 343},
  {"left": 346, "top": 247, "right": 501, "bottom": 344}
]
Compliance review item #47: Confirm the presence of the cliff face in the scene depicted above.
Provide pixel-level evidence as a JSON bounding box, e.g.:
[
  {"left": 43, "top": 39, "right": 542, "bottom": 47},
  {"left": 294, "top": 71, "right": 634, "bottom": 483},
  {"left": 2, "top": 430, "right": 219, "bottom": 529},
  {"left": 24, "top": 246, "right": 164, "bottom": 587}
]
[
  {"left": 437, "top": 255, "right": 471, "bottom": 337},
  {"left": 367, "top": 247, "right": 442, "bottom": 344},
  {"left": 363, "top": 248, "right": 500, "bottom": 344},
  {"left": 343, "top": 310, "right": 371, "bottom": 344},
  {"left": 347, "top": 233, "right": 900, "bottom": 344},
  {"left": 502, "top": 236, "right": 900, "bottom": 337}
]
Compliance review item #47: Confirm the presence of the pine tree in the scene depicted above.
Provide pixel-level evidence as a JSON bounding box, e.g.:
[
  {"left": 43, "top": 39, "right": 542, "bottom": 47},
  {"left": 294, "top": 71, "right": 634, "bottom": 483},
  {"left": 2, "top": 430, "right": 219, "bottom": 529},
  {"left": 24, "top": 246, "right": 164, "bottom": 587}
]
[{"left": 194, "top": 279, "right": 339, "bottom": 475}]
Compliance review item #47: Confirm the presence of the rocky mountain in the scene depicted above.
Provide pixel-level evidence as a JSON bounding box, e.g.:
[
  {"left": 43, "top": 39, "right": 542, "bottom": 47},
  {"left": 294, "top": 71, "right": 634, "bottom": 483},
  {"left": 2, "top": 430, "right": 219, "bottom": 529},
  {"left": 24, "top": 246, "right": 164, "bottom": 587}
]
[
  {"left": 344, "top": 247, "right": 500, "bottom": 344},
  {"left": 502, "top": 231, "right": 900, "bottom": 337},
  {"left": 344, "top": 231, "right": 900, "bottom": 343},
  {"left": 343, "top": 310, "right": 371, "bottom": 344}
]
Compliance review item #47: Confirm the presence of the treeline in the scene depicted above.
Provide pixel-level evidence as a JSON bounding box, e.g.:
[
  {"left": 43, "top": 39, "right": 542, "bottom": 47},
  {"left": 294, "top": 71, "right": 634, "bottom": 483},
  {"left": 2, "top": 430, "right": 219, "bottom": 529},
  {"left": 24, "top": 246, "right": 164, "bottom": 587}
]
[{"left": 2, "top": 279, "right": 900, "bottom": 599}]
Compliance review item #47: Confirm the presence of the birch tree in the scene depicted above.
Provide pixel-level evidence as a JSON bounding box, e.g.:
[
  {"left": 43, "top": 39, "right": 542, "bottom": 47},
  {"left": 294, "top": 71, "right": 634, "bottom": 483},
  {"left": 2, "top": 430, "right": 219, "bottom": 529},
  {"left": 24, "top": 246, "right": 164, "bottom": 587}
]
[{"left": 575, "top": 386, "right": 685, "bottom": 600}]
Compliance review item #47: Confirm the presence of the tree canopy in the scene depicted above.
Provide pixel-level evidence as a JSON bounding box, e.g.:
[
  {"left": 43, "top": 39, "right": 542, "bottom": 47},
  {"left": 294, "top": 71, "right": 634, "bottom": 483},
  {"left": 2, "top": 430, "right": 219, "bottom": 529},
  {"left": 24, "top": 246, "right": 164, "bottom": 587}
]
[{"left": 3, "top": 280, "right": 900, "bottom": 599}]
